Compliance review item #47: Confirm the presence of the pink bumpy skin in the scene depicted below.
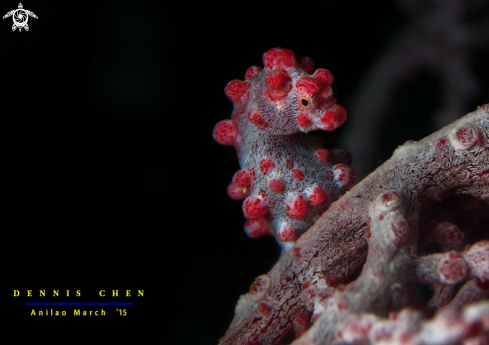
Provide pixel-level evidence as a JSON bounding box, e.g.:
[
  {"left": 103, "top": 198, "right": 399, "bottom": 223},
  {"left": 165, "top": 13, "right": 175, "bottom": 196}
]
[{"left": 213, "top": 48, "right": 354, "bottom": 251}]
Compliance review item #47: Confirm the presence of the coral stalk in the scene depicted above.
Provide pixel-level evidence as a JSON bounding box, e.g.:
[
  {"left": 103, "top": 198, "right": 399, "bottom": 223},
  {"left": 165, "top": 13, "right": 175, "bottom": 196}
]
[{"left": 219, "top": 104, "right": 489, "bottom": 345}]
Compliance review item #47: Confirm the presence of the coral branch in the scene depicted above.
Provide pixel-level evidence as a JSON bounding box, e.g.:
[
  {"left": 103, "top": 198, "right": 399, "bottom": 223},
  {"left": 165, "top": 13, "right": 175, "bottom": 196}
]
[
  {"left": 295, "top": 300, "right": 489, "bottom": 345},
  {"left": 219, "top": 104, "right": 489, "bottom": 345},
  {"left": 292, "top": 191, "right": 415, "bottom": 344}
]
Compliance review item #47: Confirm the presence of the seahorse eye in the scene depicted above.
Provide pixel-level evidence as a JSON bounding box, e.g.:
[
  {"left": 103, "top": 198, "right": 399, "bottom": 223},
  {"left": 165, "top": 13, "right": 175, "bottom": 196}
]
[{"left": 300, "top": 95, "right": 315, "bottom": 109}]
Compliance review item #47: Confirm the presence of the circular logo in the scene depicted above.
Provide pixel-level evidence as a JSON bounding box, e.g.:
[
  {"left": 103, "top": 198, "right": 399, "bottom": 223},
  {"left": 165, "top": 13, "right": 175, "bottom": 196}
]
[{"left": 13, "top": 9, "right": 27, "bottom": 26}]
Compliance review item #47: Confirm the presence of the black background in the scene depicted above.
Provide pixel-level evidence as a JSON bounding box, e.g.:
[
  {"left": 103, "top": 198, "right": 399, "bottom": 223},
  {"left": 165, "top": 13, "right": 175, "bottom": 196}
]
[{"left": 1, "top": 0, "right": 488, "bottom": 344}]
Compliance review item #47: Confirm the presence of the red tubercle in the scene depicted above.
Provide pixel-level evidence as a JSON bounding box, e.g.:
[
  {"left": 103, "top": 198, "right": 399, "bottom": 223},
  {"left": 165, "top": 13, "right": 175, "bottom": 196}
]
[
  {"left": 278, "top": 223, "right": 296, "bottom": 242},
  {"left": 213, "top": 119, "right": 238, "bottom": 146},
  {"left": 381, "top": 191, "right": 397, "bottom": 203},
  {"left": 227, "top": 182, "right": 249, "bottom": 200},
  {"left": 248, "top": 109, "right": 269, "bottom": 129},
  {"left": 306, "top": 186, "right": 329, "bottom": 206},
  {"left": 293, "top": 169, "right": 305, "bottom": 181},
  {"left": 433, "top": 222, "right": 464, "bottom": 245},
  {"left": 296, "top": 77, "right": 321, "bottom": 95},
  {"left": 250, "top": 274, "right": 271, "bottom": 296},
  {"left": 233, "top": 168, "right": 254, "bottom": 187},
  {"left": 319, "top": 104, "right": 347, "bottom": 131},
  {"left": 244, "top": 218, "right": 273, "bottom": 238},
  {"left": 265, "top": 70, "right": 291, "bottom": 89},
  {"left": 320, "top": 86, "right": 333, "bottom": 99},
  {"left": 258, "top": 301, "right": 272, "bottom": 317},
  {"left": 438, "top": 252, "right": 469, "bottom": 284},
  {"left": 297, "top": 113, "right": 312, "bottom": 128},
  {"left": 263, "top": 47, "right": 296, "bottom": 71},
  {"left": 286, "top": 160, "right": 294, "bottom": 169},
  {"left": 286, "top": 194, "right": 308, "bottom": 219},
  {"left": 269, "top": 178, "right": 284, "bottom": 193},
  {"left": 313, "top": 68, "right": 334, "bottom": 86},
  {"left": 315, "top": 148, "right": 330, "bottom": 162},
  {"left": 243, "top": 196, "right": 269, "bottom": 219},
  {"left": 450, "top": 124, "right": 478, "bottom": 150},
  {"left": 265, "top": 88, "right": 290, "bottom": 102},
  {"left": 333, "top": 164, "right": 355, "bottom": 189},
  {"left": 436, "top": 137, "right": 447, "bottom": 152},
  {"left": 224, "top": 79, "right": 250, "bottom": 104},
  {"left": 298, "top": 56, "right": 315, "bottom": 74},
  {"left": 260, "top": 159, "right": 275, "bottom": 175},
  {"left": 245, "top": 66, "right": 262, "bottom": 80}
]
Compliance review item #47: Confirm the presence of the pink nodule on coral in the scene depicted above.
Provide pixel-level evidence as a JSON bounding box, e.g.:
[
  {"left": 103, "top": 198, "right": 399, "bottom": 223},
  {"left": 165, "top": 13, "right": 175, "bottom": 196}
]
[
  {"left": 213, "top": 47, "right": 354, "bottom": 250},
  {"left": 244, "top": 218, "right": 273, "bottom": 238}
]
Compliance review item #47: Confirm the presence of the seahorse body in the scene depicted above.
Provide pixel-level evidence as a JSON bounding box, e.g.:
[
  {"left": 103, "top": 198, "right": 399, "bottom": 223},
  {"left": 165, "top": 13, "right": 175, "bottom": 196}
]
[{"left": 213, "top": 48, "right": 354, "bottom": 251}]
